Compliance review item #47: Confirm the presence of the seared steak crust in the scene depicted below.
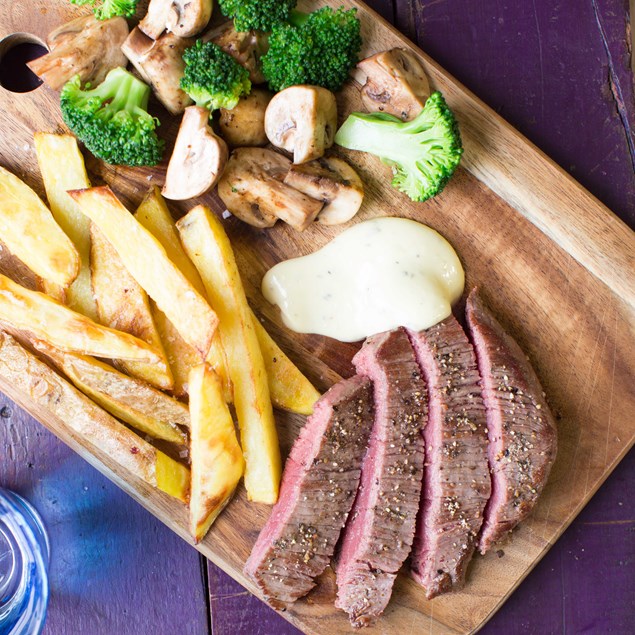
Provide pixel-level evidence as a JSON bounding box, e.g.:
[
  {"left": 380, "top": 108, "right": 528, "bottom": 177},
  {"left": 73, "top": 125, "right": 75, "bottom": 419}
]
[
  {"left": 335, "top": 328, "right": 427, "bottom": 628},
  {"left": 466, "top": 290, "right": 557, "bottom": 554},
  {"left": 407, "top": 317, "right": 490, "bottom": 599},
  {"left": 244, "top": 376, "right": 374, "bottom": 606}
]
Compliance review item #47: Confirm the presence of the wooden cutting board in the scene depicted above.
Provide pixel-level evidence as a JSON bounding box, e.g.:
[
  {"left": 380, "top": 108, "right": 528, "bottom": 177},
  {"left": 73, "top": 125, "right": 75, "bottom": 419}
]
[{"left": 0, "top": 1, "right": 633, "bottom": 633}]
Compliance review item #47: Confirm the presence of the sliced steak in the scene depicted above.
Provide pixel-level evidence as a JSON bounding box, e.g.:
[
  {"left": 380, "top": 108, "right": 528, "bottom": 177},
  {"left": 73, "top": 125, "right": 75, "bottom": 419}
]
[
  {"left": 335, "top": 327, "right": 427, "bottom": 628},
  {"left": 465, "top": 290, "right": 557, "bottom": 554},
  {"left": 244, "top": 375, "right": 374, "bottom": 606},
  {"left": 407, "top": 316, "right": 490, "bottom": 599}
]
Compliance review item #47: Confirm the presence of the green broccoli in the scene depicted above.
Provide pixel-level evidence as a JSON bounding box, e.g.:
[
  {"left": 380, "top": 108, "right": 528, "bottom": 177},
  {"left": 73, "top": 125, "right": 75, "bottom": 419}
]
[
  {"left": 218, "top": 0, "right": 296, "bottom": 33},
  {"left": 60, "top": 67, "right": 164, "bottom": 167},
  {"left": 180, "top": 41, "right": 251, "bottom": 112},
  {"left": 335, "top": 92, "right": 463, "bottom": 202},
  {"left": 70, "top": 0, "right": 138, "bottom": 20},
  {"left": 262, "top": 6, "right": 361, "bottom": 92}
]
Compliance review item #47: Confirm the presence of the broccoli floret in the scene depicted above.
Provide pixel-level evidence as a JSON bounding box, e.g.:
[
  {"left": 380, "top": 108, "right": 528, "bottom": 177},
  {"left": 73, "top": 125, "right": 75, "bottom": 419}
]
[
  {"left": 262, "top": 7, "right": 362, "bottom": 92},
  {"left": 180, "top": 41, "right": 251, "bottom": 111},
  {"left": 70, "top": 0, "right": 138, "bottom": 20},
  {"left": 218, "top": 0, "right": 296, "bottom": 33},
  {"left": 60, "top": 67, "right": 164, "bottom": 167},
  {"left": 335, "top": 92, "right": 463, "bottom": 202}
]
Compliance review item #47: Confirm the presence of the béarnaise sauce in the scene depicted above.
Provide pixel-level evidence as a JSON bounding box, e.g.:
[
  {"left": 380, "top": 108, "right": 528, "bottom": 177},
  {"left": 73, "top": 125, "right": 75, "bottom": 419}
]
[{"left": 261, "top": 217, "right": 464, "bottom": 343}]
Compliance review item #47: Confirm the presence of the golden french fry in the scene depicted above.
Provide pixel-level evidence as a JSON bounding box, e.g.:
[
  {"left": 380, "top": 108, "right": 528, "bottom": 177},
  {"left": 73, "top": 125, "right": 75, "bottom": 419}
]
[
  {"left": 33, "top": 133, "right": 98, "bottom": 318},
  {"left": 156, "top": 452, "right": 190, "bottom": 503},
  {"left": 135, "top": 188, "right": 232, "bottom": 400},
  {"left": 188, "top": 363, "right": 244, "bottom": 542},
  {"left": 68, "top": 186, "right": 218, "bottom": 359},
  {"left": 34, "top": 341, "right": 188, "bottom": 445},
  {"left": 90, "top": 225, "right": 173, "bottom": 391},
  {"left": 0, "top": 330, "right": 189, "bottom": 503},
  {"left": 178, "top": 205, "right": 281, "bottom": 504},
  {"left": 135, "top": 188, "right": 207, "bottom": 295},
  {"left": 0, "top": 272, "right": 160, "bottom": 362},
  {"left": 0, "top": 165, "right": 79, "bottom": 288},
  {"left": 150, "top": 304, "right": 200, "bottom": 398},
  {"left": 251, "top": 316, "right": 321, "bottom": 415},
  {"left": 153, "top": 304, "right": 232, "bottom": 402}
]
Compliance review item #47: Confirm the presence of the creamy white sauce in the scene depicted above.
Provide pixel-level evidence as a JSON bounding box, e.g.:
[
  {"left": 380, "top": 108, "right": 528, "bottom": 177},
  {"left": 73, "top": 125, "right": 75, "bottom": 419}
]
[{"left": 261, "top": 217, "right": 464, "bottom": 342}]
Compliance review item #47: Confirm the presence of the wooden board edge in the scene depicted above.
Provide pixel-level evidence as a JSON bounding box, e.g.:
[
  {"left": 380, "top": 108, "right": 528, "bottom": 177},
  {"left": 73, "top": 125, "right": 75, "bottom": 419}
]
[
  {"left": 472, "top": 438, "right": 635, "bottom": 635},
  {"left": 355, "top": 0, "right": 635, "bottom": 309}
]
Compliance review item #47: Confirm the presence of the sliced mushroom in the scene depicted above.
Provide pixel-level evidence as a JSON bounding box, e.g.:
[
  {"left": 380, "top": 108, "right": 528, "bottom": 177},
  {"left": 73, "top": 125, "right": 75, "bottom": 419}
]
[
  {"left": 218, "top": 89, "right": 273, "bottom": 148},
  {"left": 27, "top": 15, "right": 128, "bottom": 91},
  {"left": 163, "top": 106, "right": 229, "bottom": 201},
  {"left": 205, "top": 22, "right": 267, "bottom": 84},
  {"left": 122, "top": 27, "right": 193, "bottom": 115},
  {"left": 284, "top": 157, "right": 364, "bottom": 225},
  {"left": 358, "top": 48, "right": 430, "bottom": 121},
  {"left": 47, "top": 15, "right": 96, "bottom": 49},
  {"left": 265, "top": 86, "right": 337, "bottom": 165},
  {"left": 139, "top": 0, "right": 212, "bottom": 40},
  {"left": 218, "top": 148, "right": 324, "bottom": 230}
]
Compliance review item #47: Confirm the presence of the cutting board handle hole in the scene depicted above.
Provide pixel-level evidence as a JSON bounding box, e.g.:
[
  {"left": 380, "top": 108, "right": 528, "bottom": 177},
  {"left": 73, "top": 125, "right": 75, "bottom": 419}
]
[{"left": 0, "top": 33, "right": 48, "bottom": 94}]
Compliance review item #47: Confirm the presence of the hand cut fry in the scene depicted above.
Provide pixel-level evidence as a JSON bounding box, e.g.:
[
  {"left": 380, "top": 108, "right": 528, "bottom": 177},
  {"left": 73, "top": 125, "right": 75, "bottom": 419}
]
[
  {"left": 0, "top": 272, "right": 160, "bottom": 362},
  {"left": 0, "top": 330, "right": 189, "bottom": 503},
  {"left": 135, "top": 187, "right": 207, "bottom": 295},
  {"left": 156, "top": 452, "right": 191, "bottom": 503},
  {"left": 178, "top": 205, "right": 281, "bottom": 504},
  {"left": 33, "top": 133, "right": 97, "bottom": 318},
  {"left": 135, "top": 187, "right": 232, "bottom": 400},
  {"left": 34, "top": 341, "right": 188, "bottom": 445},
  {"left": 69, "top": 186, "right": 218, "bottom": 359},
  {"left": 252, "top": 316, "right": 321, "bottom": 415},
  {"left": 0, "top": 165, "right": 79, "bottom": 288},
  {"left": 150, "top": 305, "right": 200, "bottom": 398},
  {"left": 90, "top": 225, "right": 173, "bottom": 391},
  {"left": 189, "top": 363, "right": 244, "bottom": 542}
]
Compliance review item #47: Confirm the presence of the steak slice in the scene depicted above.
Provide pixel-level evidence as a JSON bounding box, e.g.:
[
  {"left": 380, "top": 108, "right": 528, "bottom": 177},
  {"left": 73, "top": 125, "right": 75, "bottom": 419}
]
[
  {"left": 335, "top": 327, "right": 427, "bottom": 628},
  {"left": 244, "top": 375, "right": 374, "bottom": 606},
  {"left": 465, "top": 290, "right": 557, "bottom": 554},
  {"left": 407, "top": 316, "right": 491, "bottom": 599}
]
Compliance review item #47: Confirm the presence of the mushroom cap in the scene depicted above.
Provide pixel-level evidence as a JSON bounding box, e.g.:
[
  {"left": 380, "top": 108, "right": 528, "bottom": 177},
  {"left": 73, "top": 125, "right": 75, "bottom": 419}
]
[
  {"left": 264, "top": 85, "right": 338, "bottom": 164},
  {"left": 28, "top": 16, "right": 129, "bottom": 91},
  {"left": 218, "top": 89, "right": 273, "bottom": 148},
  {"left": 284, "top": 156, "right": 364, "bottom": 226},
  {"left": 206, "top": 22, "right": 267, "bottom": 85},
  {"left": 122, "top": 28, "right": 194, "bottom": 116},
  {"left": 167, "top": 0, "right": 213, "bottom": 38},
  {"left": 162, "top": 106, "right": 229, "bottom": 201},
  {"left": 218, "top": 148, "right": 324, "bottom": 230},
  {"left": 358, "top": 48, "right": 430, "bottom": 121},
  {"left": 140, "top": 0, "right": 212, "bottom": 40}
]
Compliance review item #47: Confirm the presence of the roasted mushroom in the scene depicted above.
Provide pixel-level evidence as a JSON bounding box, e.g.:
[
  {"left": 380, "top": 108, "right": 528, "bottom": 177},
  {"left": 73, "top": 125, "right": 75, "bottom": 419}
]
[
  {"left": 27, "top": 15, "right": 128, "bottom": 91},
  {"left": 218, "top": 148, "right": 324, "bottom": 230},
  {"left": 284, "top": 157, "right": 364, "bottom": 226},
  {"left": 139, "top": 0, "right": 212, "bottom": 40},
  {"left": 205, "top": 22, "right": 267, "bottom": 85},
  {"left": 163, "top": 106, "right": 229, "bottom": 201},
  {"left": 358, "top": 48, "right": 430, "bottom": 121},
  {"left": 264, "top": 86, "right": 337, "bottom": 164},
  {"left": 122, "top": 27, "right": 193, "bottom": 115},
  {"left": 218, "top": 89, "right": 273, "bottom": 147}
]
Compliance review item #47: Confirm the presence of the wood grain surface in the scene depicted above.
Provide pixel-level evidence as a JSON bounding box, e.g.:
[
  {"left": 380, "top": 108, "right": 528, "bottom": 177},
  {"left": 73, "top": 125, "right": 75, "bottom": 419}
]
[{"left": 0, "top": 1, "right": 634, "bottom": 634}]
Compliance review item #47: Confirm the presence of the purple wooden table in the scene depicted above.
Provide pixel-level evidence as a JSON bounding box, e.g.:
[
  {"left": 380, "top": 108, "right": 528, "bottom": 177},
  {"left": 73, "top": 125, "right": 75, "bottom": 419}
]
[{"left": 2, "top": 1, "right": 634, "bottom": 633}]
